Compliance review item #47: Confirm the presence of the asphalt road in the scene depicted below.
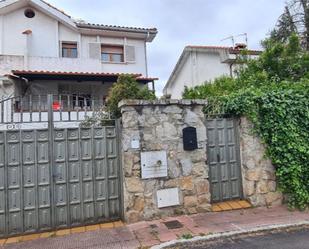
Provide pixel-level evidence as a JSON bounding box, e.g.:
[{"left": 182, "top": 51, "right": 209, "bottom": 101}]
[{"left": 171, "top": 228, "right": 309, "bottom": 249}]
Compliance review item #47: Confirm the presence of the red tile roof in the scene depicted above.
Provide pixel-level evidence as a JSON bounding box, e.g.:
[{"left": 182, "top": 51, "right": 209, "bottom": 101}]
[
  {"left": 187, "top": 45, "right": 262, "bottom": 55},
  {"left": 137, "top": 76, "right": 159, "bottom": 81},
  {"left": 11, "top": 70, "right": 158, "bottom": 82},
  {"left": 11, "top": 70, "right": 141, "bottom": 77},
  {"left": 40, "top": 0, "right": 71, "bottom": 18},
  {"left": 75, "top": 22, "right": 158, "bottom": 34},
  {"left": 38, "top": 0, "right": 157, "bottom": 34}
]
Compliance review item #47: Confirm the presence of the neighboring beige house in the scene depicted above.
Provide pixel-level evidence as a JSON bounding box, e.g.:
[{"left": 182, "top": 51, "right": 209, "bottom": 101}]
[
  {"left": 163, "top": 44, "right": 261, "bottom": 99},
  {"left": 0, "top": 0, "right": 158, "bottom": 106}
]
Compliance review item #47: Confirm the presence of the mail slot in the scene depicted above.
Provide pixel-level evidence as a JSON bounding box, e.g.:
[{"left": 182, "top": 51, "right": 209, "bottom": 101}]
[{"left": 183, "top": 127, "right": 198, "bottom": 151}]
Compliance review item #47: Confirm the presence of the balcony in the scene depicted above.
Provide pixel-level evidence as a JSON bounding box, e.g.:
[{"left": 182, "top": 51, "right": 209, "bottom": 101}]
[{"left": 0, "top": 55, "right": 103, "bottom": 74}]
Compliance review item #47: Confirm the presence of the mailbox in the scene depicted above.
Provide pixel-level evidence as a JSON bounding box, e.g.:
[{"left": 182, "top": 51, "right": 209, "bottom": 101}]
[{"left": 183, "top": 127, "right": 198, "bottom": 151}]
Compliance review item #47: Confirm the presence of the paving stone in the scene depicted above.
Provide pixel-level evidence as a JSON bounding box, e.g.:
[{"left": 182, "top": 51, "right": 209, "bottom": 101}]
[
  {"left": 0, "top": 239, "right": 6, "bottom": 246},
  {"left": 55, "top": 229, "right": 71, "bottom": 236},
  {"left": 86, "top": 225, "right": 101, "bottom": 231},
  {"left": 71, "top": 226, "right": 86, "bottom": 234},
  {"left": 21, "top": 234, "right": 40, "bottom": 242},
  {"left": 100, "top": 222, "right": 114, "bottom": 229},
  {"left": 113, "top": 221, "right": 124, "bottom": 227},
  {"left": 39, "top": 232, "right": 55, "bottom": 238},
  {"left": 5, "top": 237, "right": 21, "bottom": 244}
]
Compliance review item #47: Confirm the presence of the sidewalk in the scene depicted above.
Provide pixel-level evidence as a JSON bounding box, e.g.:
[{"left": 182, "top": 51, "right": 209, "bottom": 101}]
[{"left": 1, "top": 206, "right": 308, "bottom": 249}]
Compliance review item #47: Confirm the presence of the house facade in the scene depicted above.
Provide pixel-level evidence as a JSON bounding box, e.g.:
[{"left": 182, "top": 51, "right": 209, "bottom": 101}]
[
  {"left": 163, "top": 45, "right": 261, "bottom": 99},
  {"left": 0, "top": 0, "right": 157, "bottom": 107}
]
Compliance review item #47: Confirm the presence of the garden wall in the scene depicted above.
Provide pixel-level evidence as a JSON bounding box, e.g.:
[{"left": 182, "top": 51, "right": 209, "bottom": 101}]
[{"left": 119, "top": 100, "right": 283, "bottom": 223}]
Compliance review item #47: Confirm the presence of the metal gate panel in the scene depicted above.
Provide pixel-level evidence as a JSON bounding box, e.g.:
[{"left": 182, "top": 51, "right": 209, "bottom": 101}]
[
  {"left": 105, "top": 127, "right": 120, "bottom": 219},
  {"left": 206, "top": 118, "right": 243, "bottom": 203},
  {"left": 37, "top": 130, "right": 52, "bottom": 231},
  {"left": 0, "top": 124, "right": 121, "bottom": 238}
]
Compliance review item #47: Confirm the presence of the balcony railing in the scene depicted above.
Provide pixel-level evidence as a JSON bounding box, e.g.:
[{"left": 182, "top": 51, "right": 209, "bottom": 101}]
[{"left": 0, "top": 94, "right": 107, "bottom": 124}]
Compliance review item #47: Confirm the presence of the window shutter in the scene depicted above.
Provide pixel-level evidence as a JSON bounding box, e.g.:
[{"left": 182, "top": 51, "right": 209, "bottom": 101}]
[
  {"left": 125, "top": 45, "right": 135, "bottom": 62},
  {"left": 89, "top": 43, "right": 101, "bottom": 60}
]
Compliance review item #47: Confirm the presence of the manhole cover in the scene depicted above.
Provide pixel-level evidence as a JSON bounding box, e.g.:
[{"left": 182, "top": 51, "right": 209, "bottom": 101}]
[{"left": 164, "top": 220, "right": 183, "bottom": 229}]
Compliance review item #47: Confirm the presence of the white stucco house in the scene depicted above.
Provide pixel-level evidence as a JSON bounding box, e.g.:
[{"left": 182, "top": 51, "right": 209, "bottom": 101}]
[
  {"left": 0, "top": 0, "right": 158, "bottom": 111},
  {"left": 163, "top": 45, "right": 261, "bottom": 99}
]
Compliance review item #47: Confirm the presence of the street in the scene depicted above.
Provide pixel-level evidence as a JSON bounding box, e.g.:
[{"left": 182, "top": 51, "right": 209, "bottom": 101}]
[{"left": 170, "top": 228, "right": 309, "bottom": 249}]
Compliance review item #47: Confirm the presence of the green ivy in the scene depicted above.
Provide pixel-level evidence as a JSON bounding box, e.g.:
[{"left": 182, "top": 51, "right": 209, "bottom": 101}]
[{"left": 213, "top": 82, "right": 309, "bottom": 209}]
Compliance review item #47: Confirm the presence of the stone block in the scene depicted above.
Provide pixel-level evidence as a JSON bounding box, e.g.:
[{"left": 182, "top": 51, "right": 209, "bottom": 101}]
[
  {"left": 267, "top": 181, "right": 277, "bottom": 192},
  {"left": 164, "top": 179, "right": 179, "bottom": 188},
  {"left": 256, "top": 180, "right": 268, "bottom": 194},
  {"left": 133, "top": 197, "right": 145, "bottom": 212},
  {"left": 195, "top": 181, "right": 209, "bottom": 195},
  {"left": 197, "top": 194, "right": 210, "bottom": 204},
  {"left": 180, "top": 176, "right": 194, "bottom": 191},
  {"left": 196, "top": 204, "right": 212, "bottom": 213},
  {"left": 180, "top": 158, "right": 192, "bottom": 176},
  {"left": 125, "top": 178, "right": 144, "bottom": 193},
  {"left": 261, "top": 170, "right": 276, "bottom": 180},
  {"left": 243, "top": 180, "right": 255, "bottom": 196},
  {"left": 126, "top": 210, "right": 141, "bottom": 223},
  {"left": 248, "top": 194, "right": 266, "bottom": 207},
  {"left": 184, "top": 196, "right": 197, "bottom": 208},
  {"left": 163, "top": 105, "right": 183, "bottom": 114},
  {"left": 187, "top": 207, "right": 197, "bottom": 214},
  {"left": 245, "top": 169, "right": 262, "bottom": 181},
  {"left": 168, "top": 160, "right": 182, "bottom": 178},
  {"left": 265, "top": 192, "right": 283, "bottom": 206},
  {"left": 156, "top": 122, "right": 178, "bottom": 140}
]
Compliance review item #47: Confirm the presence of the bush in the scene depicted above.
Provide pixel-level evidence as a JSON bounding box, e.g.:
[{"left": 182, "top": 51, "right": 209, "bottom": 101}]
[{"left": 106, "top": 75, "right": 156, "bottom": 117}]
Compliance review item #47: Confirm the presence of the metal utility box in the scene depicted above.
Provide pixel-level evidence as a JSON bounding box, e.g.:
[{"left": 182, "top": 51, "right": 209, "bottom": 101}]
[
  {"left": 157, "top": 188, "right": 180, "bottom": 208},
  {"left": 183, "top": 127, "right": 198, "bottom": 151},
  {"left": 141, "top": 151, "right": 168, "bottom": 179}
]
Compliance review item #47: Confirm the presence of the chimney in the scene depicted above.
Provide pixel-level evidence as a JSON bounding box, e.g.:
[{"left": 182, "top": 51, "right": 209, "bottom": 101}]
[{"left": 234, "top": 43, "right": 247, "bottom": 50}]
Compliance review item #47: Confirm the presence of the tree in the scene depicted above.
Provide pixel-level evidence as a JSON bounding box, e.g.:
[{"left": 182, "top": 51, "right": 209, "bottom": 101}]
[
  {"left": 106, "top": 75, "right": 156, "bottom": 117},
  {"left": 271, "top": 0, "right": 309, "bottom": 50}
]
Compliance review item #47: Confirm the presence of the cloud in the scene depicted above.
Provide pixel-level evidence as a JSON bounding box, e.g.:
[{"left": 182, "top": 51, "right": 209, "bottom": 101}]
[{"left": 48, "top": 0, "right": 286, "bottom": 96}]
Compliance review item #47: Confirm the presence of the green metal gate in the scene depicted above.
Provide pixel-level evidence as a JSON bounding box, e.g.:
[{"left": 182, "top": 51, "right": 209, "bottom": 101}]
[
  {"left": 206, "top": 118, "right": 243, "bottom": 203},
  {"left": 0, "top": 95, "right": 122, "bottom": 238}
]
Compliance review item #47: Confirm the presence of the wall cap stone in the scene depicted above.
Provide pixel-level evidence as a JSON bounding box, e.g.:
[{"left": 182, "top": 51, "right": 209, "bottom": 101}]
[{"left": 118, "top": 99, "right": 208, "bottom": 108}]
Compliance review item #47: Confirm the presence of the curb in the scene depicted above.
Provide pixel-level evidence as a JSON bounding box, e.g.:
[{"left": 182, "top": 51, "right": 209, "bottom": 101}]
[{"left": 151, "top": 221, "right": 309, "bottom": 249}]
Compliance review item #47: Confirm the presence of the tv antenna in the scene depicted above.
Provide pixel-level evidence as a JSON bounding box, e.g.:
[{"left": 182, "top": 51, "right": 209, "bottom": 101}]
[
  {"left": 221, "top": 33, "right": 248, "bottom": 47},
  {"left": 221, "top": 35, "right": 235, "bottom": 47}
]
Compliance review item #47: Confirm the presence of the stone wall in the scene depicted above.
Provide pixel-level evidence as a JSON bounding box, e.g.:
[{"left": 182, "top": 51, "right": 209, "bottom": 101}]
[
  {"left": 119, "top": 100, "right": 283, "bottom": 223},
  {"left": 239, "top": 117, "right": 283, "bottom": 207}
]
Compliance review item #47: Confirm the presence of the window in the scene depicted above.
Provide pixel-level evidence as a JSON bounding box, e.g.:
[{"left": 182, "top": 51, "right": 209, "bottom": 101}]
[
  {"left": 101, "top": 45, "right": 124, "bottom": 63},
  {"left": 62, "top": 42, "right": 78, "bottom": 58}
]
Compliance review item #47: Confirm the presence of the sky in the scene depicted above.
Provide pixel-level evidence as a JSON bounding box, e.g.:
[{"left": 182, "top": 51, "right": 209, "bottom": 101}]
[{"left": 48, "top": 0, "right": 286, "bottom": 95}]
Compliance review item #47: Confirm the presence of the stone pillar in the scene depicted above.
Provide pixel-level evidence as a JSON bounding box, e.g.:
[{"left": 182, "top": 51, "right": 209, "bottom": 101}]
[
  {"left": 239, "top": 117, "right": 283, "bottom": 207},
  {"left": 119, "top": 100, "right": 210, "bottom": 223}
]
